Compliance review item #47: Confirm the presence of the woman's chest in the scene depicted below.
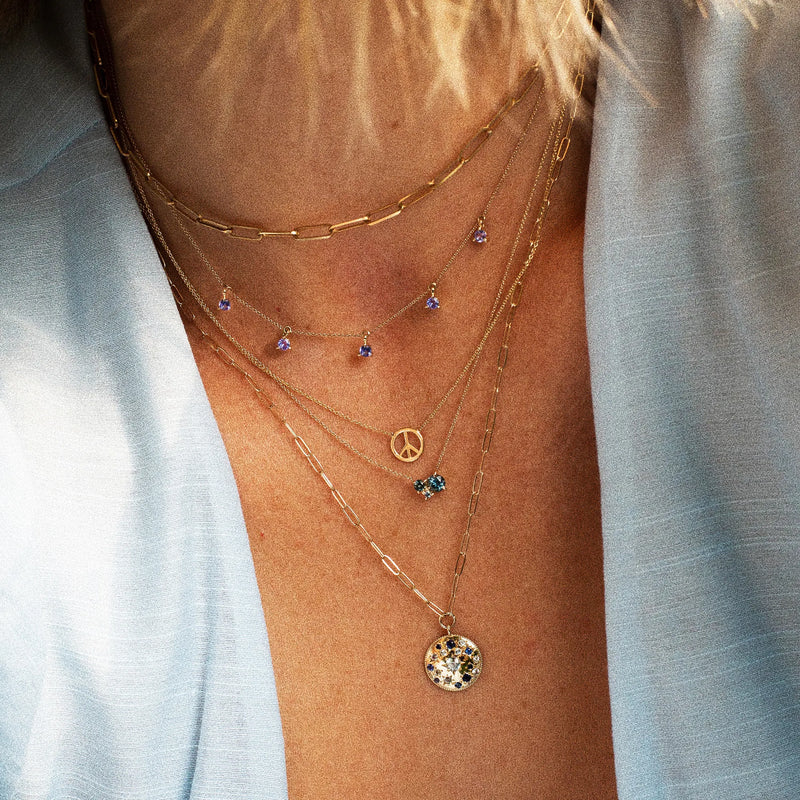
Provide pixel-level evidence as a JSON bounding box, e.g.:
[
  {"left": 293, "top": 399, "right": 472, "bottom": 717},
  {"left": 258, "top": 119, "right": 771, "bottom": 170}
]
[{"left": 186, "top": 243, "right": 617, "bottom": 798}]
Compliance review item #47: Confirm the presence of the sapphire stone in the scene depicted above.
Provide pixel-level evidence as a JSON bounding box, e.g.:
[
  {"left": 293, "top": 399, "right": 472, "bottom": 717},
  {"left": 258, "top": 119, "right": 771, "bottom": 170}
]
[{"left": 428, "top": 474, "right": 446, "bottom": 493}]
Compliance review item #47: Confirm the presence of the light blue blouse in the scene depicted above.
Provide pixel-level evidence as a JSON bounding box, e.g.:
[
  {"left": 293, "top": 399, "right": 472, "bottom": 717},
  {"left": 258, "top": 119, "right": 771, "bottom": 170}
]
[{"left": 1, "top": 1, "right": 799, "bottom": 798}]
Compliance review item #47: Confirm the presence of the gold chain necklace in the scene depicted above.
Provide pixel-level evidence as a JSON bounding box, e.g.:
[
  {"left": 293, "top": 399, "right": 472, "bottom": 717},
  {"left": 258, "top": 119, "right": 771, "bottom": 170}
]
[
  {"left": 135, "top": 110, "right": 563, "bottom": 495},
  {"left": 165, "top": 246, "right": 523, "bottom": 690},
  {"left": 87, "top": 0, "right": 547, "bottom": 353},
  {"left": 86, "top": 0, "right": 544, "bottom": 243},
  {"left": 88, "top": 3, "right": 555, "bottom": 479}
]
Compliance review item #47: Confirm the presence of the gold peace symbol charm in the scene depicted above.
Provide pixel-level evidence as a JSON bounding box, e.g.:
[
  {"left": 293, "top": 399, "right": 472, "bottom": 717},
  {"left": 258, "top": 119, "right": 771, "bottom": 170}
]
[{"left": 390, "top": 428, "right": 424, "bottom": 462}]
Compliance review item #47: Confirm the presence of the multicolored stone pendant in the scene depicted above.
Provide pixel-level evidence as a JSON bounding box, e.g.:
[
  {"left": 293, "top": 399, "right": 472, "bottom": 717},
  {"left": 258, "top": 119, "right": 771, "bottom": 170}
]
[
  {"left": 276, "top": 326, "right": 292, "bottom": 352},
  {"left": 426, "top": 283, "right": 440, "bottom": 310},
  {"left": 472, "top": 217, "right": 488, "bottom": 244},
  {"left": 425, "top": 633, "right": 482, "bottom": 691},
  {"left": 359, "top": 331, "right": 373, "bottom": 358},
  {"left": 390, "top": 428, "right": 424, "bottom": 462},
  {"left": 414, "top": 473, "right": 445, "bottom": 498},
  {"left": 218, "top": 286, "right": 232, "bottom": 311}
]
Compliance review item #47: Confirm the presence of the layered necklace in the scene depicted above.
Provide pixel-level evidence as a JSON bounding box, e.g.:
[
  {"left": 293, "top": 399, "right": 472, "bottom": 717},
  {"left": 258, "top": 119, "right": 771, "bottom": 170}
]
[
  {"left": 163, "top": 105, "right": 563, "bottom": 501},
  {"left": 85, "top": 0, "right": 593, "bottom": 691}
]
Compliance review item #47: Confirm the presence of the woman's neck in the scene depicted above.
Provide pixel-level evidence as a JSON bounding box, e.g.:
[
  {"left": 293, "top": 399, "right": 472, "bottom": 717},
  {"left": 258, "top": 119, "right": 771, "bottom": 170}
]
[
  {"left": 99, "top": 0, "right": 527, "bottom": 220},
  {"left": 97, "top": 0, "right": 590, "bottom": 346}
]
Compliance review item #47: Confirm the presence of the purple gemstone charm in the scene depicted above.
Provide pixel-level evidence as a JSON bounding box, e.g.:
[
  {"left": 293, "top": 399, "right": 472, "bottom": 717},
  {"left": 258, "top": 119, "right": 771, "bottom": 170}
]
[
  {"left": 472, "top": 227, "right": 488, "bottom": 244},
  {"left": 277, "top": 337, "right": 291, "bottom": 352},
  {"left": 359, "top": 331, "right": 373, "bottom": 358},
  {"left": 218, "top": 298, "right": 231, "bottom": 311},
  {"left": 426, "top": 296, "right": 440, "bottom": 310}
]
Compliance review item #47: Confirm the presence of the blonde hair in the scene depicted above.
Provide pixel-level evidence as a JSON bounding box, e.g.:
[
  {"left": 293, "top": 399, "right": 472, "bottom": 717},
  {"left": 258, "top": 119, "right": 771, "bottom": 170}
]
[
  {"left": 3, "top": 0, "right": 769, "bottom": 126},
  {"left": 107, "top": 0, "right": 771, "bottom": 135}
]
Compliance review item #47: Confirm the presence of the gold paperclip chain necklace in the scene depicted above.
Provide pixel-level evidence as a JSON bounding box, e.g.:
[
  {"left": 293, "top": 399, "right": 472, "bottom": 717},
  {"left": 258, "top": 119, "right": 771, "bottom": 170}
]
[
  {"left": 86, "top": 0, "right": 544, "bottom": 243},
  {"left": 87, "top": 0, "right": 548, "bottom": 350}
]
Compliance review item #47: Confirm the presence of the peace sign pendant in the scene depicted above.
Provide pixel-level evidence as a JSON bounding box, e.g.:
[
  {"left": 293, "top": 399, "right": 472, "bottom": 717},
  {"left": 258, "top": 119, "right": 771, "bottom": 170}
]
[{"left": 390, "top": 428, "right": 424, "bottom": 462}]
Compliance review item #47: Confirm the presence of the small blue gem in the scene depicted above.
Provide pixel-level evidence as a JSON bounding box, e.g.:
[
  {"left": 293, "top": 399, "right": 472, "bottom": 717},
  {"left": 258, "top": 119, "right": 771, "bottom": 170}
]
[
  {"left": 414, "top": 479, "right": 433, "bottom": 499},
  {"left": 465, "top": 648, "right": 472, "bottom": 655},
  {"left": 218, "top": 298, "right": 231, "bottom": 311},
  {"left": 276, "top": 337, "right": 291, "bottom": 352},
  {"left": 434, "top": 678, "right": 440, "bottom": 683},
  {"left": 446, "top": 639, "right": 455, "bottom": 649},
  {"left": 436, "top": 644, "right": 442, "bottom": 650},
  {"left": 427, "top": 664, "right": 434, "bottom": 671},
  {"left": 428, "top": 474, "right": 446, "bottom": 493},
  {"left": 359, "top": 344, "right": 373, "bottom": 357},
  {"left": 473, "top": 227, "right": 488, "bottom": 244},
  {"left": 455, "top": 682, "right": 462, "bottom": 689},
  {"left": 463, "top": 674, "right": 471, "bottom": 682},
  {"left": 426, "top": 296, "right": 440, "bottom": 310}
]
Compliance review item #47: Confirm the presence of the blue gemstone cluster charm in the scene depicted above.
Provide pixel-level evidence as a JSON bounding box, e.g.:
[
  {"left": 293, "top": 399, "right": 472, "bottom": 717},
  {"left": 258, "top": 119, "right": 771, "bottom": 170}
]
[
  {"left": 414, "top": 473, "right": 446, "bottom": 499},
  {"left": 425, "top": 633, "right": 482, "bottom": 691},
  {"left": 426, "top": 283, "right": 440, "bottom": 310},
  {"left": 218, "top": 286, "right": 232, "bottom": 311}
]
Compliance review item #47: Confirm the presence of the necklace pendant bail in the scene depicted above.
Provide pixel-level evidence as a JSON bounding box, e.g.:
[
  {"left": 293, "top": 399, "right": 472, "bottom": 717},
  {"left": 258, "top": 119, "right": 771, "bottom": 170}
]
[{"left": 438, "top": 611, "right": 456, "bottom": 634}]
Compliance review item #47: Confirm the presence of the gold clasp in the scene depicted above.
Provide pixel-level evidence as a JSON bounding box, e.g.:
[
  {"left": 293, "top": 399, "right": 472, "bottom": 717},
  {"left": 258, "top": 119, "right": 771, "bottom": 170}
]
[{"left": 438, "top": 611, "right": 456, "bottom": 633}]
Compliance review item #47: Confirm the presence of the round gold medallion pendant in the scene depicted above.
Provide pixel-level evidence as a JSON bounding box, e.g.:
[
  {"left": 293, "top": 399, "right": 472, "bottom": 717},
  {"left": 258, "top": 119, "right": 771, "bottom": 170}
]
[
  {"left": 424, "top": 634, "right": 482, "bottom": 691},
  {"left": 390, "top": 428, "right": 424, "bottom": 462}
]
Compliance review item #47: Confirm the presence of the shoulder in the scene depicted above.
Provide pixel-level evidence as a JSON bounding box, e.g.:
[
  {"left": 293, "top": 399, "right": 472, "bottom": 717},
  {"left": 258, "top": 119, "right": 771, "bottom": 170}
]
[{"left": 0, "top": 0, "right": 106, "bottom": 192}]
